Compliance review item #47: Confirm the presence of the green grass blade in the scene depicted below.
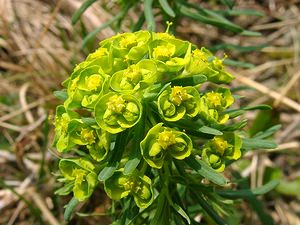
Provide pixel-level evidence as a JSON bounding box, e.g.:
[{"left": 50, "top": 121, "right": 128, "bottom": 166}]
[
  {"left": 144, "top": 0, "right": 156, "bottom": 31},
  {"left": 220, "top": 9, "right": 264, "bottom": 17},
  {"left": 71, "top": 0, "right": 97, "bottom": 25},
  {"left": 190, "top": 190, "right": 227, "bottom": 225},
  {"left": 159, "top": 0, "right": 176, "bottom": 17},
  {"left": 223, "top": 59, "right": 255, "bottom": 69},
  {"left": 219, "top": 0, "right": 234, "bottom": 9},
  {"left": 241, "top": 30, "right": 262, "bottom": 36},
  {"left": 217, "top": 180, "right": 280, "bottom": 199},
  {"left": 210, "top": 43, "right": 267, "bottom": 52},
  {"left": 82, "top": 3, "right": 131, "bottom": 48},
  {"left": 179, "top": 4, "right": 243, "bottom": 33}
]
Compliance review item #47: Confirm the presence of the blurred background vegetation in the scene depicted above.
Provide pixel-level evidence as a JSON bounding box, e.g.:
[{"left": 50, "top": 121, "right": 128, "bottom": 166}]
[{"left": 0, "top": 0, "right": 300, "bottom": 224}]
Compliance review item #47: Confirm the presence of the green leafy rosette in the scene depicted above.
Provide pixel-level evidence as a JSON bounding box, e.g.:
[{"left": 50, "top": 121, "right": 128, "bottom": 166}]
[
  {"left": 94, "top": 93, "right": 142, "bottom": 134},
  {"left": 59, "top": 158, "right": 98, "bottom": 201},
  {"left": 158, "top": 85, "right": 200, "bottom": 121},
  {"left": 201, "top": 132, "right": 242, "bottom": 172},
  {"left": 141, "top": 123, "right": 192, "bottom": 168},
  {"left": 104, "top": 170, "right": 154, "bottom": 208}
]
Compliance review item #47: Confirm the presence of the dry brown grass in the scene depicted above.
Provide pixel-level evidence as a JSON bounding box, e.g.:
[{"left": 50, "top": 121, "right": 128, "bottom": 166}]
[{"left": 0, "top": 0, "right": 299, "bottom": 224}]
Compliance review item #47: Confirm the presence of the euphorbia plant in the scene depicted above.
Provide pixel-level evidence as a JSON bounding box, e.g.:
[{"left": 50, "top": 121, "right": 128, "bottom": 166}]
[{"left": 54, "top": 29, "right": 279, "bottom": 224}]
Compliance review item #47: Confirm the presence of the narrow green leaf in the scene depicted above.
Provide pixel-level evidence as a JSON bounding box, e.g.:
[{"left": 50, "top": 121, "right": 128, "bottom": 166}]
[
  {"left": 179, "top": 4, "right": 243, "bottom": 33},
  {"left": 210, "top": 43, "right": 267, "bottom": 53},
  {"left": 241, "top": 30, "right": 262, "bottom": 36},
  {"left": 190, "top": 190, "right": 227, "bottom": 225},
  {"left": 55, "top": 182, "right": 74, "bottom": 196},
  {"left": 198, "top": 126, "right": 223, "bottom": 135},
  {"left": 220, "top": 9, "right": 264, "bottom": 17},
  {"left": 53, "top": 90, "right": 68, "bottom": 101},
  {"left": 124, "top": 158, "right": 140, "bottom": 175},
  {"left": 64, "top": 197, "right": 80, "bottom": 221},
  {"left": 82, "top": 3, "right": 131, "bottom": 47},
  {"left": 223, "top": 104, "right": 272, "bottom": 117},
  {"left": 124, "top": 106, "right": 145, "bottom": 175},
  {"left": 217, "top": 180, "right": 279, "bottom": 199},
  {"left": 242, "top": 138, "right": 277, "bottom": 150},
  {"left": 98, "top": 163, "right": 119, "bottom": 181},
  {"left": 185, "top": 156, "right": 227, "bottom": 185},
  {"left": 132, "top": 13, "right": 145, "bottom": 32},
  {"left": 212, "top": 119, "right": 248, "bottom": 131},
  {"left": 98, "top": 130, "right": 128, "bottom": 181},
  {"left": 144, "top": 0, "right": 156, "bottom": 31},
  {"left": 71, "top": 0, "right": 97, "bottom": 25},
  {"left": 150, "top": 192, "right": 169, "bottom": 225},
  {"left": 82, "top": 19, "right": 116, "bottom": 48},
  {"left": 232, "top": 172, "right": 277, "bottom": 225},
  {"left": 219, "top": 0, "right": 234, "bottom": 8},
  {"left": 172, "top": 203, "right": 191, "bottom": 224},
  {"left": 223, "top": 59, "right": 255, "bottom": 69},
  {"left": 253, "top": 125, "right": 281, "bottom": 139},
  {"left": 159, "top": 0, "right": 176, "bottom": 17}
]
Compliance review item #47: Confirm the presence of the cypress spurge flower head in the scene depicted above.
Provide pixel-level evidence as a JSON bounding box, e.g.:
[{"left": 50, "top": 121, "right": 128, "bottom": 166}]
[
  {"left": 94, "top": 92, "right": 142, "bottom": 134},
  {"left": 141, "top": 123, "right": 192, "bottom": 168},
  {"left": 51, "top": 29, "right": 276, "bottom": 222},
  {"left": 158, "top": 85, "right": 200, "bottom": 121},
  {"left": 104, "top": 170, "right": 154, "bottom": 208},
  {"left": 201, "top": 132, "right": 242, "bottom": 172}
]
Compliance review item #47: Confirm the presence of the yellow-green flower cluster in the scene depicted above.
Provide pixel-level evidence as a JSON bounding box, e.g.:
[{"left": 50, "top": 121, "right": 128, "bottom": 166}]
[{"left": 54, "top": 30, "right": 242, "bottom": 207}]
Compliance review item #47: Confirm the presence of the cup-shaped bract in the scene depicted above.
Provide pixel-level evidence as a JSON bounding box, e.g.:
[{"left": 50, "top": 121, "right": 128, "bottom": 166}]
[
  {"left": 101, "top": 31, "right": 151, "bottom": 62},
  {"left": 141, "top": 123, "right": 192, "bottom": 168},
  {"left": 149, "top": 37, "right": 189, "bottom": 73},
  {"left": 198, "top": 87, "right": 234, "bottom": 124},
  {"left": 64, "top": 65, "right": 108, "bottom": 109},
  {"left": 59, "top": 158, "right": 98, "bottom": 201},
  {"left": 104, "top": 170, "right": 154, "bottom": 208},
  {"left": 94, "top": 93, "right": 142, "bottom": 134},
  {"left": 184, "top": 47, "right": 234, "bottom": 84},
  {"left": 201, "top": 132, "right": 242, "bottom": 172},
  {"left": 53, "top": 105, "right": 81, "bottom": 152},
  {"left": 158, "top": 86, "right": 200, "bottom": 121},
  {"left": 110, "top": 59, "right": 158, "bottom": 94}
]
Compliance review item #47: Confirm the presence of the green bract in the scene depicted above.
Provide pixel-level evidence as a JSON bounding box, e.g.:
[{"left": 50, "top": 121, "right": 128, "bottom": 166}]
[
  {"left": 110, "top": 59, "right": 158, "bottom": 93},
  {"left": 53, "top": 30, "right": 277, "bottom": 223},
  {"left": 104, "top": 170, "right": 154, "bottom": 208},
  {"left": 158, "top": 86, "right": 200, "bottom": 121},
  {"left": 201, "top": 133, "right": 242, "bottom": 172},
  {"left": 198, "top": 87, "right": 234, "bottom": 124},
  {"left": 59, "top": 158, "right": 98, "bottom": 201},
  {"left": 94, "top": 93, "right": 142, "bottom": 134},
  {"left": 141, "top": 123, "right": 192, "bottom": 168}
]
